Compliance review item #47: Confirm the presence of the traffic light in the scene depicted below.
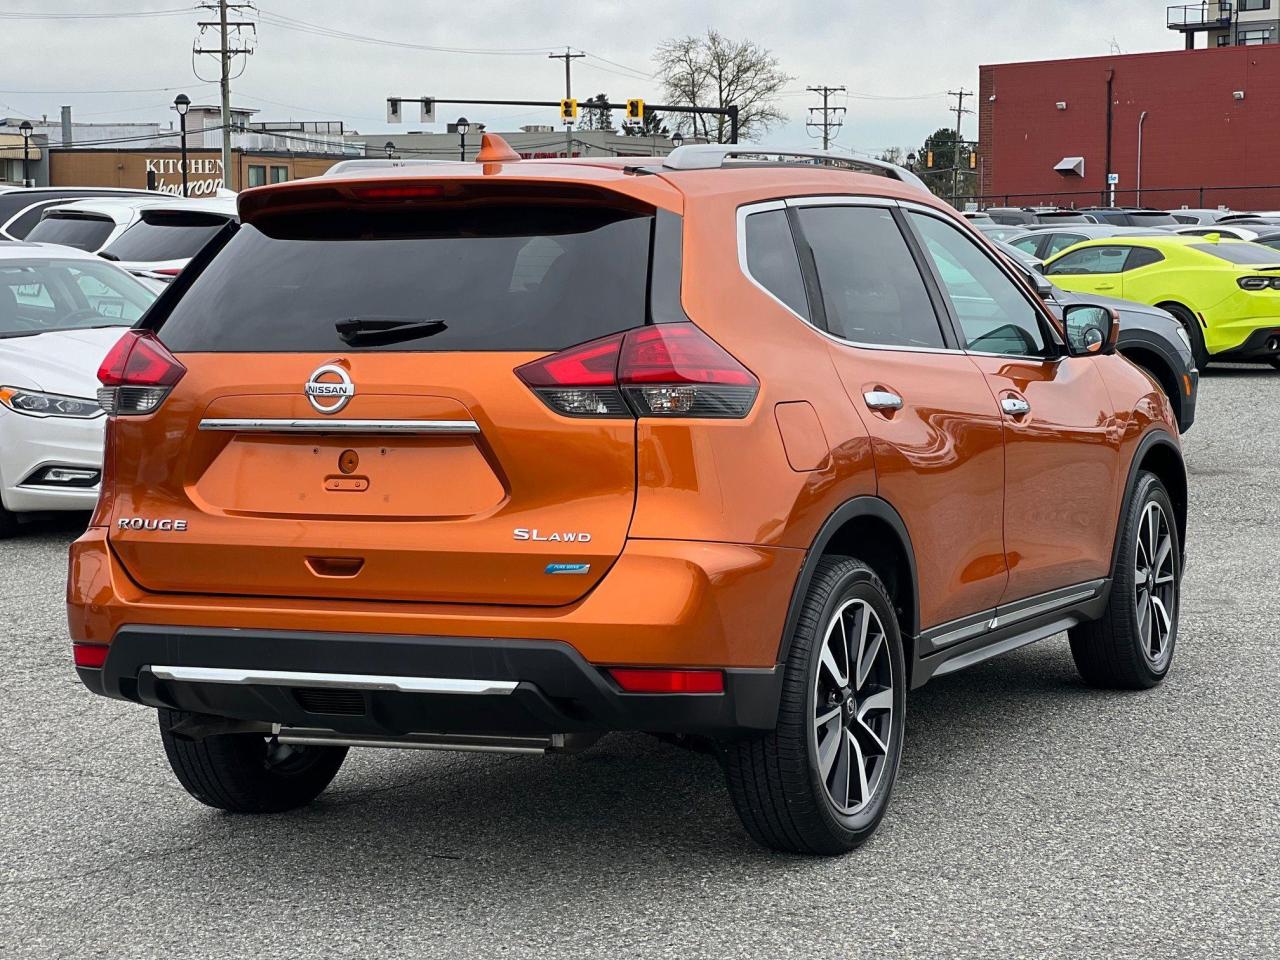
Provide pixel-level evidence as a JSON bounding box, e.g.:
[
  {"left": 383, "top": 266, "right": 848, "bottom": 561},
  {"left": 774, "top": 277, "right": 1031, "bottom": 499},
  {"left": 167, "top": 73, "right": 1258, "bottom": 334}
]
[
  {"left": 625, "top": 98, "right": 644, "bottom": 123},
  {"left": 560, "top": 98, "right": 578, "bottom": 122},
  {"left": 926, "top": 150, "right": 934, "bottom": 168}
]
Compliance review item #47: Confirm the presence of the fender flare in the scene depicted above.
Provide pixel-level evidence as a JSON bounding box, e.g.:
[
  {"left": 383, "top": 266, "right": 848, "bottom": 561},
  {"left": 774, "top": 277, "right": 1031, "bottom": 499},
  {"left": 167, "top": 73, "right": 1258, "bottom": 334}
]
[
  {"left": 775, "top": 496, "right": 920, "bottom": 663},
  {"left": 1111, "top": 427, "right": 1186, "bottom": 572}
]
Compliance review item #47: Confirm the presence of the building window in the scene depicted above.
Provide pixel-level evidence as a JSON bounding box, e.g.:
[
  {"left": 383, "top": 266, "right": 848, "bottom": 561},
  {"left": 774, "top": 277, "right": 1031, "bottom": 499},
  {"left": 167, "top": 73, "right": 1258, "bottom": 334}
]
[
  {"left": 1217, "top": 34, "right": 1231, "bottom": 46},
  {"left": 1237, "top": 28, "right": 1273, "bottom": 44},
  {"left": 1238, "top": 0, "right": 1270, "bottom": 11},
  {"left": 247, "top": 164, "right": 267, "bottom": 187},
  {"left": 270, "top": 165, "right": 288, "bottom": 183}
]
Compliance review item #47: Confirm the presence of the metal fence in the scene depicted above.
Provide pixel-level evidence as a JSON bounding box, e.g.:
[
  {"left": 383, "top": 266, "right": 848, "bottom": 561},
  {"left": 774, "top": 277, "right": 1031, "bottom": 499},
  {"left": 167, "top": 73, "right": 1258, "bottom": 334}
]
[{"left": 954, "top": 184, "right": 1280, "bottom": 213}]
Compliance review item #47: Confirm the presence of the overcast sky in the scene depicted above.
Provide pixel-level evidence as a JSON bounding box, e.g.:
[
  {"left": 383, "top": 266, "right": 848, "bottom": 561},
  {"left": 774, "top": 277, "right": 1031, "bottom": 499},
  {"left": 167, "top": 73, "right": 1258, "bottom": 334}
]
[{"left": 1, "top": 1, "right": 1179, "bottom": 154}]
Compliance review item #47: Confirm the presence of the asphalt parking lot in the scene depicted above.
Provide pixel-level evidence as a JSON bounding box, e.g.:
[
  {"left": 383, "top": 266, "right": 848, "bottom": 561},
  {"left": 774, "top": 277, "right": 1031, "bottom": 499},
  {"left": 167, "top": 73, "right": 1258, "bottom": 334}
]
[{"left": 2, "top": 367, "right": 1277, "bottom": 960}]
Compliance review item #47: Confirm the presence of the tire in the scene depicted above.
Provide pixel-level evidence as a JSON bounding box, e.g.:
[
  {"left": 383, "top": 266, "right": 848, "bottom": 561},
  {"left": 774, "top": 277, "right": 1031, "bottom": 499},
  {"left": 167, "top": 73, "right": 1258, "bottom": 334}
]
[
  {"left": 1269, "top": 357, "right": 1280, "bottom": 371},
  {"left": 158, "top": 708, "right": 348, "bottom": 813},
  {"left": 0, "top": 505, "right": 17, "bottom": 539},
  {"left": 1161, "top": 303, "right": 1209, "bottom": 372},
  {"left": 1069, "top": 472, "right": 1180, "bottom": 690},
  {"left": 724, "top": 557, "right": 906, "bottom": 855}
]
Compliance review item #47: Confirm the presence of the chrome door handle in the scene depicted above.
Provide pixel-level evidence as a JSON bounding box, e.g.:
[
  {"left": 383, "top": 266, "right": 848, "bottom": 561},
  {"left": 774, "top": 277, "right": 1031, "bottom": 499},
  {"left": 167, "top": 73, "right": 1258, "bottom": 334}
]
[
  {"left": 1001, "top": 396, "right": 1031, "bottom": 416},
  {"left": 864, "top": 390, "right": 903, "bottom": 411}
]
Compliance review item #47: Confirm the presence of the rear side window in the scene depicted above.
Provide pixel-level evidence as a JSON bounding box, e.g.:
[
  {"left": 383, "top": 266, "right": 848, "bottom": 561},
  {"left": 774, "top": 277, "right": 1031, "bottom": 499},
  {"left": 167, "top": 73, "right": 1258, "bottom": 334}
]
[
  {"left": 157, "top": 203, "right": 653, "bottom": 352},
  {"left": 1124, "top": 247, "right": 1164, "bottom": 270},
  {"left": 796, "top": 205, "right": 945, "bottom": 349},
  {"left": 743, "top": 209, "right": 809, "bottom": 319},
  {"left": 103, "top": 213, "right": 231, "bottom": 262},
  {"left": 1045, "top": 245, "right": 1131, "bottom": 275},
  {"left": 26, "top": 215, "right": 115, "bottom": 252}
]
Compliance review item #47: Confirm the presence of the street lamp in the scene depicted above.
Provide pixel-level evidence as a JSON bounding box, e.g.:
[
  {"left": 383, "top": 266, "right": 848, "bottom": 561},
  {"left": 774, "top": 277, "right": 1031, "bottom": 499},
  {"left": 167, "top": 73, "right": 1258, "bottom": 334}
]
[
  {"left": 173, "top": 94, "right": 190, "bottom": 197},
  {"left": 456, "top": 117, "right": 470, "bottom": 162},
  {"left": 383, "top": 140, "right": 395, "bottom": 160},
  {"left": 671, "top": 130, "right": 684, "bottom": 150},
  {"left": 18, "top": 120, "right": 32, "bottom": 187},
  {"left": 906, "top": 151, "right": 917, "bottom": 171}
]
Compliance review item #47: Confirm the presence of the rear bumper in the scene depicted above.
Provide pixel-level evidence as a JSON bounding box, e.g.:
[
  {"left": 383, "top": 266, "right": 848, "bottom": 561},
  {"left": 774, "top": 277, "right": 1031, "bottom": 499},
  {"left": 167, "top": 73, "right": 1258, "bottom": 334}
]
[
  {"left": 1212, "top": 325, "right": 1280, "bottom": 362},
  {"left": 77, "top": 625, "right": 783, "bottom": 736}
]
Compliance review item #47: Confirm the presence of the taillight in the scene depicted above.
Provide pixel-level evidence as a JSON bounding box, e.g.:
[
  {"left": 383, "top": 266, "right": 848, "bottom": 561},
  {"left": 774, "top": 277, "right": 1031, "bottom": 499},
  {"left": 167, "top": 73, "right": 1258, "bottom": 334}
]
[
  {"left": 1237, "top": 276, "right": 1280, "bottom": 291},
  {"left": 72, "top": 642, "right": 109, "bottom": 668},
  {"left": 515, "top": 324, "right": 758, "bottom": 419},
  {"left": 96, "top": 330, "right": 186, "bottom": 416},
  {"left": 149, "top": 267, "right": 183, "bottom": 278}
]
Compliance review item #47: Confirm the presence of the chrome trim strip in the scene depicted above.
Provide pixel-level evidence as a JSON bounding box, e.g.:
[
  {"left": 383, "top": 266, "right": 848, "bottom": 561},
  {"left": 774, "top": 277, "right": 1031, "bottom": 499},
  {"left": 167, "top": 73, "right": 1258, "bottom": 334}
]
[
  {"left": 148, "top": 665, "right": 517, "bottom": 695},
  {"left": 997, "top": 587, "right": 1100, "bottom": 628},
  {"left": 920, "top": 579, "right": 1106, "bottom": 652},
  {"left": 197, "top": 418, "right": 481, "bottom": 435}
]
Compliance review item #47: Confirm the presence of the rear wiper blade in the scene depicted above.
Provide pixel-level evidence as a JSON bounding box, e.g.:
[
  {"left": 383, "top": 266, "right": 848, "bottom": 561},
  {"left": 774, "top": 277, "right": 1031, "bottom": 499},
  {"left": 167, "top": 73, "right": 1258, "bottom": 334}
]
[
  {"left": 97, "top": 251, "right": 120, "bottom": 261},
  {"left": 335, "top": 316, "right": 449, "bottom": 346}
]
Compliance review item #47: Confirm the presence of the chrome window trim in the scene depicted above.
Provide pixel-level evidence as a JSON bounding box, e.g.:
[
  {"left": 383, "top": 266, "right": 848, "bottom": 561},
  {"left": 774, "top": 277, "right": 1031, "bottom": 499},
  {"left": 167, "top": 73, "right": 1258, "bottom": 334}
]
[
  {"left": 147, "top": 665, "right": 518, "bottom": 696},
  {"left": 735, "top": 196, "right": 966, "bottom": 357},
  {"left": 197, "top": 418, "right": 481, "bottom": 435}
]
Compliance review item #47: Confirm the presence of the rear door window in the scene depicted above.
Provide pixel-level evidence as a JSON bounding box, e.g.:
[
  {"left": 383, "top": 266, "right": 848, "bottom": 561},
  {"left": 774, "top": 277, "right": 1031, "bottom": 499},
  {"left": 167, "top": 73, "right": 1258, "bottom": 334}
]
[
  {"left": 793, "top": 205, "right": 945, "bottom": 349},
  {"left": 156, "top": 203, "right": 654, "bottom": 352},
  {"left": 743, "top": 208, "right": 809, "bottom": 319}
]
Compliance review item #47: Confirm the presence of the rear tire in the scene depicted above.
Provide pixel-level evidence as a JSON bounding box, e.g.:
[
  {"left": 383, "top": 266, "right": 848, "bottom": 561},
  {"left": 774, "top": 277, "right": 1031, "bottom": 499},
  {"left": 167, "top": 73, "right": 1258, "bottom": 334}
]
[
  {"left": 158, "top": 708, "right": 348, "bottom": 813},
  {"left": 724, "top": 557, "right": 906, "bottom": 854},
  {"left": 1161, "top": 303, "right": 1209, "bottom": 371},
  {"left": 1069, "top": 472, "right": 1180, "bottom": 690}
]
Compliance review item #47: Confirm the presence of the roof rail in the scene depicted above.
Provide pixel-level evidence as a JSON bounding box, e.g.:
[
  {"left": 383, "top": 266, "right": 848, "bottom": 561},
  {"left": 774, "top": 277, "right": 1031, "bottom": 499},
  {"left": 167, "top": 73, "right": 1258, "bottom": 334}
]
[
  {"left": 321, "top": 158, "right": 463, "bottom": 178},
  {"left": 660, "top": 145, "right": 930, "bottom": 192}
]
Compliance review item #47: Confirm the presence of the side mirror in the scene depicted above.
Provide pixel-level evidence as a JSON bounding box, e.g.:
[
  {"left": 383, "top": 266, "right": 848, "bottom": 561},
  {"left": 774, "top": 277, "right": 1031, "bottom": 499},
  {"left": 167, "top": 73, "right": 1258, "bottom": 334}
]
[
  {"left": 1031, "top": 272, "right": 1054, "bottom": 299},
  {"left": 1062, "top": 303, "right": 1120, "bottom": 357}
]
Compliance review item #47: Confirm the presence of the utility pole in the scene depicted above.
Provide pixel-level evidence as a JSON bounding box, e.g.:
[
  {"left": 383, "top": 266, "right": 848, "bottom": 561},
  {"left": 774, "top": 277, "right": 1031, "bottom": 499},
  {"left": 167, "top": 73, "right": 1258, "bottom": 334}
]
[
  {"left": 946, "top": 88, "right": 973, "bottom": 205},
  {"left": 549, "top": 47, "right": 584, "bottom": 159},
  {"left": 195, "top": 1, "right": 255, "bottom": 189},
  {"left": 805, "top": 85, "right": 847, "bottom": 150}
]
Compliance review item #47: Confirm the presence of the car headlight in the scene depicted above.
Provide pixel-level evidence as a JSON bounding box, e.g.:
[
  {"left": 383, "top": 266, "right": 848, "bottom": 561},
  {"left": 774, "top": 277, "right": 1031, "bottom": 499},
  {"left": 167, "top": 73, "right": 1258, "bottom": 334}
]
[
  {"left": 0, "top": 386, "right": 104, "bottom": 419},
  {"left": 1174, "top": 325, "right": 1193, "bottom": 351}
]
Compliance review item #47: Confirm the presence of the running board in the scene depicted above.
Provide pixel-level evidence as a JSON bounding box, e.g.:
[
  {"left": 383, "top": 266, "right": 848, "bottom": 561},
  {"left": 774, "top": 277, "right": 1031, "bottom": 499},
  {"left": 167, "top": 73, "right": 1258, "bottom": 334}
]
[{"left": 273, "top": 727, "right": 600, "bottom": 755}]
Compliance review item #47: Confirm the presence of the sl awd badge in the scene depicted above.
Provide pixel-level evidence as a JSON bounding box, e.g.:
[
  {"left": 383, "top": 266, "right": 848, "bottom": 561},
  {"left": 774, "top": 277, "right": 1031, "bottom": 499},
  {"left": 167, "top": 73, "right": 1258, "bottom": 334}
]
[{"left": 304, "top": 363, "right": 355, "bottom": 414}]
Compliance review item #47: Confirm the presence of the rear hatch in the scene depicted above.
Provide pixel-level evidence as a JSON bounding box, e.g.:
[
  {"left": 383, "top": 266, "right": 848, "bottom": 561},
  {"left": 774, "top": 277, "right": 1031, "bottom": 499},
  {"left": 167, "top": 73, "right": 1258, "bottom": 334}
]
[
  {"left": 101, "top": 207, "right": 234, "bottom": 274},
  {"left": 107, "top": 179, "right": 661, "bottom": 606}
]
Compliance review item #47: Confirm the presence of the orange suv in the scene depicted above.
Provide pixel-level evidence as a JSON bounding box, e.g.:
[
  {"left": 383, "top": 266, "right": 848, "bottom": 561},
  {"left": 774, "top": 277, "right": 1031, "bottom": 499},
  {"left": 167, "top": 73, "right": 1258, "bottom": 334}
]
[{"left": 67, "top": 138, "right": 1187, "bottom": 854}]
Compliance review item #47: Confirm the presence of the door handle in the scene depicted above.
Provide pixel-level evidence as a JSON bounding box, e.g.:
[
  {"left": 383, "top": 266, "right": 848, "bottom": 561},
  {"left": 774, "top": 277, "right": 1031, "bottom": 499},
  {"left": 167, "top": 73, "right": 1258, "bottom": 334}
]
[
  {"left": 1096, "top": 283, "right": 1117, "bottom": 291},
  {"left": 864, "top": 390, "right": 903, "bottom": 411},
  {"left": 1001, "top": 396, "right": 1031, "bottom": 416}
]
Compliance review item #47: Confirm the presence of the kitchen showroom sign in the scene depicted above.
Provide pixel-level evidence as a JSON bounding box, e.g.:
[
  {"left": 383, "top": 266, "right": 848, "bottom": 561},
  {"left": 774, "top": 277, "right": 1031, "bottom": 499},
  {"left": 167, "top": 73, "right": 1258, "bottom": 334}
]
[{"left": 144, "top": 157, "right": 224, "bottom": 195}]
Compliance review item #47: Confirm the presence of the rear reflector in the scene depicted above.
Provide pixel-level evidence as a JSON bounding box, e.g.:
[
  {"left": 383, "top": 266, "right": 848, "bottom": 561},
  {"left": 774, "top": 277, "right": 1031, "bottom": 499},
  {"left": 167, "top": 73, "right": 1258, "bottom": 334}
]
[
  {"left": 515, "top": 324, "right": 758, "bottom": 419},
  {"left": 608, "top": 668, "right": 725, "bottom": 694},
  {"left": 96, "top": 330, "right": 186, "bottom": 416},
  {"left": 72, "top": 643, "right": 109, "bottom": 668}
]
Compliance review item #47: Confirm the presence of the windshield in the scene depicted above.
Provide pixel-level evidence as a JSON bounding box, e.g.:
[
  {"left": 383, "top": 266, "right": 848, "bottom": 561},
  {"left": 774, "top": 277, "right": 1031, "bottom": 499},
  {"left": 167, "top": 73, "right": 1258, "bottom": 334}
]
[
  {"left": 102, "top": 213, "right": 231, "bottom": 262},
  {"left": 0, "top": 258, "right": 156, "bottom": 337},
  {"left": 156, "top": 204, "right": 654, "bottom": 353},
  {"left": 26, "top": 215, "right": 115, "bottom": 252},
  {"left": 1190, "top": 242, "right": 1280, "bottom": 265}
]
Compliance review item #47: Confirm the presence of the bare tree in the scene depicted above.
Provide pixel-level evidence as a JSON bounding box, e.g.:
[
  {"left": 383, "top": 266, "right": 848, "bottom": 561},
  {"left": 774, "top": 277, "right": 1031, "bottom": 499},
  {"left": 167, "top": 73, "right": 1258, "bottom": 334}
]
[
  {"left": 654, "top": 30, "right": 791, "bottom": 143},
  {"left": 876, "top": 147, "right": 905, "bottom": 165}
]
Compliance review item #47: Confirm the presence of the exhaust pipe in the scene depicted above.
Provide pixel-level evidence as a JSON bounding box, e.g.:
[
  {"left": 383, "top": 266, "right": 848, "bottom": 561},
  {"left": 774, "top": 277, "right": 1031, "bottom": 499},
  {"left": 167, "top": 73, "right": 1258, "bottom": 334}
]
[{"left": 273, "top": 726, "right": 599, "bottom": 755}]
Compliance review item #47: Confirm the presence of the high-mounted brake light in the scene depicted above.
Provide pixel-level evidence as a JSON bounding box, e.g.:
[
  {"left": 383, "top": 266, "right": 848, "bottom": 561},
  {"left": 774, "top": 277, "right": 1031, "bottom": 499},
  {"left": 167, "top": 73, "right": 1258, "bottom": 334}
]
[
  {"left": 96, "top": 330, "right": 186, "bottom": 416},
  {"left": 609, "top": 668, "right": 725, "bottom": 694},
  {"left": 351, "top": 184, "right": 447, "bottom": 201},
  {"left": 515, "top": 324, "right": 758, "bottom": 419}
]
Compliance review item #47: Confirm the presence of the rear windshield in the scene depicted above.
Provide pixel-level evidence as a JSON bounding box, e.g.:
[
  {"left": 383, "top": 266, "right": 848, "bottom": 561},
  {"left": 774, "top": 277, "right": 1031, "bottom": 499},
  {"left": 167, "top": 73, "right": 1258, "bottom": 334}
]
[
  {"left": 1190, "top": 242, "right": 1280, "bottom": 265},
  {"left": 26, "top": 215, "right": 114, "bottom": 252},
  {"left": 156, "top": 204, "right": 654, "bottom": 352},
  {"left": 103, "top": 213, "right": 230, "bottom": 262},
  {"left": 1128, "top": 212, "right": 1178, "bottom": 226}
]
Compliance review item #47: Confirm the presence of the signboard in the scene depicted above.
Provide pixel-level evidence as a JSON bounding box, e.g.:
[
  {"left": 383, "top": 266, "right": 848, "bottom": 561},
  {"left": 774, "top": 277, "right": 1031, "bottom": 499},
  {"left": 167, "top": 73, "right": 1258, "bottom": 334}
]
[
  {"left": 145, "top": 157, "right": 225, "bottom": 196},
  {"left": 1107, "top": 173, "right": 1120, "bottom": 185}
]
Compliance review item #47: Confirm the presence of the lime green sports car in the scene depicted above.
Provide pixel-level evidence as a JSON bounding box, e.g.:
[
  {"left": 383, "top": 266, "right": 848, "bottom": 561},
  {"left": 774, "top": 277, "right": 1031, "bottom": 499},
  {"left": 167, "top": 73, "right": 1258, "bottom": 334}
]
[{"left": 1043, "top": 235, "right": 1280, "bottom": 369}]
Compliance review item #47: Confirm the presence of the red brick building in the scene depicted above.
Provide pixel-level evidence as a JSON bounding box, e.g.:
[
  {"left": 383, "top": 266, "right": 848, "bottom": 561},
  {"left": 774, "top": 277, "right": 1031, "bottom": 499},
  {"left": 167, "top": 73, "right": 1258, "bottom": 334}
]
[{"left": 977, "top": 45, "right": 1280, "bottom": 211}]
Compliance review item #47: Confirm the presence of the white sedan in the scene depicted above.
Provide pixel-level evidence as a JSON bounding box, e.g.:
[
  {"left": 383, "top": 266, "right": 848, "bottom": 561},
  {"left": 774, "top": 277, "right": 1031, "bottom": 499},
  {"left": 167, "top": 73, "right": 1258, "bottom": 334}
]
[{"left": 0, "top": 242, "right": 156, "bottom": 535}]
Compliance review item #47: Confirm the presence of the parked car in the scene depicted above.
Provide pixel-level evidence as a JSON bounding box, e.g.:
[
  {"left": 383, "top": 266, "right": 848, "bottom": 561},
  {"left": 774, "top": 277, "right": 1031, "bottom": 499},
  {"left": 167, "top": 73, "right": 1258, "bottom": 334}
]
[
  {"left": 961, "top": 211, "right": 995, "bottom": 224},
  {"left": 25, "top": 196, "right": 176, "bottom": 254},
  {"left": 972, "top": 222, "right": 1035, "bottom": 244},
  {"left": 1011, "top": 224, "right": 1168, "bottom": 260},
  {"left": 98, "top": 197, "right": 238, "bottom": 281},
  {"left": 1168, "top": 208, "right": 1232, "bottom": 225},
  {"left": 68, "top": 137, "right": 1187, "bottom": 855},
  {"left": 998, "top": 245, "right": 1198, "bottom": 432},
  {"left": 0, "top": 241, "right": 157, "bottom": 535},
  {"left": 982, "top": 207, "right": 1098, "bottom": 226},
  {"left": 1079, "top": 208, "right": 1181, "bottom": 227},
  {"left": 1174, "top": 224, "right": 1260, "bottom": 242},
  {"left": 1044, "top": 235, "right": 1280, "bottom": 369},
  {"left": 0, "top": 186, "right": 173, "bottom": 241}
]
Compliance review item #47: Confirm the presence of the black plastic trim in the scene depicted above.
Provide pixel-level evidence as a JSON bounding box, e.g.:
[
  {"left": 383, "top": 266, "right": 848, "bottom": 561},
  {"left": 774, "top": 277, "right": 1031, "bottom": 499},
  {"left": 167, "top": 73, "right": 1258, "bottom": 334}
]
[
  {"left": 1113, "top": 428, "right": 1186, "bottom": 571},
  {"left": 649, "top": 209, "right": 691, "bottom": 324},
  {"left": 88, "top": 626, "right": 784, "bottom": 736},
  {"left": 1213, "top": 325, "right": 1280, "bottom": 361},
  {"left": 776, "top": 496, "right": 920, "bottom": 663}
]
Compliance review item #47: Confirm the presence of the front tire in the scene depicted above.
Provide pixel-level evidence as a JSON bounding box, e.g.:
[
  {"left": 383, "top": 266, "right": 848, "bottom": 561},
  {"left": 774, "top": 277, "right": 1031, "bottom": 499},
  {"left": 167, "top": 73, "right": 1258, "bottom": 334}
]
[
  {"left": 158, "top": 709, "right": 348, "bottom": 813},
  {"left": 724, "top": 557, "right": 906, "bottom": 854},
  {"left": 1069, "top": 472, "right": 1180, "bottom": 689}
]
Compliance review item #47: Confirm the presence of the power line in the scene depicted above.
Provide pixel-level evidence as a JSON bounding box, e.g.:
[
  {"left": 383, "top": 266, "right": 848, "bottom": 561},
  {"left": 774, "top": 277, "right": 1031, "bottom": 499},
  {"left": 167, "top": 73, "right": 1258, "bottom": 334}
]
[
  {"left": 0, "top": 8, "right": 191, "bottom": 20},
  {"left": 194, "top": 1, "right": 256, "bottom": 190},
  {"left": 805, "top": 85, "right": 846, "bottom": 150},
  {"left": 254, "top": 8, "right": 554, "bottom": 56}
]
